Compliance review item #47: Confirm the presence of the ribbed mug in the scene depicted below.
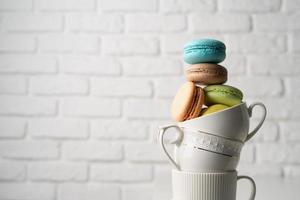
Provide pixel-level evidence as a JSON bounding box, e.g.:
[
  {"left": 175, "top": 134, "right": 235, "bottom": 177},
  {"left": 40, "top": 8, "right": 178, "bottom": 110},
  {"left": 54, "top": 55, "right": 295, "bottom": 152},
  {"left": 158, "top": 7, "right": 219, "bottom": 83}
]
[{"left": 172, "top": 170, "right": 256, "bottom": 200}]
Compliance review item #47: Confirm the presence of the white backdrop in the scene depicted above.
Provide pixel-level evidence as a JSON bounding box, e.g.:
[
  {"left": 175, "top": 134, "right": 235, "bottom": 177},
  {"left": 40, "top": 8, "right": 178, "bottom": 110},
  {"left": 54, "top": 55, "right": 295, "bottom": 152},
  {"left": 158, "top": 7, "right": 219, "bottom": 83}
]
[{"left": 0, "top": 0, "right": 300, "bottom": 199}]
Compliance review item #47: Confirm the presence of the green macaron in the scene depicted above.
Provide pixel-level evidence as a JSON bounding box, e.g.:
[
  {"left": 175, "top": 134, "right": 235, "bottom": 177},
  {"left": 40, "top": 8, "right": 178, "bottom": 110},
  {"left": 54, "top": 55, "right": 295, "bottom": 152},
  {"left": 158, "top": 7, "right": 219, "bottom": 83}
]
[
  {"left": 204, "top": 85, "right": 243, "bottom": 107},
  {"left": 201, "top": 104, "right": 229, "bottom": 116}
]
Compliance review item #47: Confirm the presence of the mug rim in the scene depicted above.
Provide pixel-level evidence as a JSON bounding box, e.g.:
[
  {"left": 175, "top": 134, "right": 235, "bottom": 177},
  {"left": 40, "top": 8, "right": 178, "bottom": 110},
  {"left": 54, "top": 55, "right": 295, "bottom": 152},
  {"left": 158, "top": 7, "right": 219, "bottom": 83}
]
[
  {"left": 172, "top": 169, "right": 237, "bottom": 175},
  {"left": 179, "top": 102, "right": 247, "bottom": 123}
]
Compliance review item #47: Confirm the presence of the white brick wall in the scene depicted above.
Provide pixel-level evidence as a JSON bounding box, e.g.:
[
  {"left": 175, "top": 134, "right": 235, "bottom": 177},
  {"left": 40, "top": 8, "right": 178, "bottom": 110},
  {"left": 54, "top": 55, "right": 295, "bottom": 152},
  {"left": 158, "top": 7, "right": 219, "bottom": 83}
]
[{"left": 0, "top": 0, "right": 299, "bottom": 199}]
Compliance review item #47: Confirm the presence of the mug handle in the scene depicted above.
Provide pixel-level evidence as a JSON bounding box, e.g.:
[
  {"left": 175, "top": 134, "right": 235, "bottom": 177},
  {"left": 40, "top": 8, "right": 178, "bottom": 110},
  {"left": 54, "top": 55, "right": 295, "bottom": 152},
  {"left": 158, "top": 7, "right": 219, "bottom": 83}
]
[
  {"left": 245, "top": 102, "right": 267, "bottom": 142},
  {"left": 158, "top": 124, "right": 183, "bottom": 171},
  {"left": 237, "top": 175, "right": 256, "bottom": 200}
]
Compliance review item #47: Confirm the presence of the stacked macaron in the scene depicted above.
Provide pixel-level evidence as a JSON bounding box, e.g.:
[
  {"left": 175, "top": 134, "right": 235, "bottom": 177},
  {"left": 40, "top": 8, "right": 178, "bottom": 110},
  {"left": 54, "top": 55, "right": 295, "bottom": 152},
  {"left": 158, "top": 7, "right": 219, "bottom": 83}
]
[{"left": 171, "top": 39, "right": 243, "bottom": 122}]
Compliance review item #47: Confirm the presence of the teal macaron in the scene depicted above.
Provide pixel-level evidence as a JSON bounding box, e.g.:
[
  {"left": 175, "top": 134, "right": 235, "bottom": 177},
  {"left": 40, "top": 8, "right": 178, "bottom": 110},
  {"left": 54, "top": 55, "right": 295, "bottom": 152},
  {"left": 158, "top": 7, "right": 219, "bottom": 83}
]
[
  {"left": 183, "top": 39, "right": 226, "bottom": 64},
  {"left": 204, "top": 85, "right": 243, "bottom": 107}
]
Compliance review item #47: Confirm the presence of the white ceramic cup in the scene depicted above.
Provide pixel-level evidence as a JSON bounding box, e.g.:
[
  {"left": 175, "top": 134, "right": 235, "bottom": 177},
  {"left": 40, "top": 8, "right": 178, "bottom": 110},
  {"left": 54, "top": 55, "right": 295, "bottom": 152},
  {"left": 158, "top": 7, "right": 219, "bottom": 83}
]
[
  {"left": 158, "top": 125, "right": 241, "bottom": 172},
  {"left": 172, "top": 170, "right": 256, "bottom": 200},
  {"left": 179, "top": 102, "right": 267, "bottom": 142}
]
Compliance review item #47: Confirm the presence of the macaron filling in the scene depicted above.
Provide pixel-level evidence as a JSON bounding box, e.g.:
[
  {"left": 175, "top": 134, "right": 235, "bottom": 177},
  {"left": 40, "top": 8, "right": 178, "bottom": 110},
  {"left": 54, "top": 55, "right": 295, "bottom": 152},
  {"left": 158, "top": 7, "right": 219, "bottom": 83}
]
[
  {"left": 186, "top": 65, "right": 227, "bottom": 75},
  {"left": 184, "top": 87, "right": 202, "bottom": 120}
]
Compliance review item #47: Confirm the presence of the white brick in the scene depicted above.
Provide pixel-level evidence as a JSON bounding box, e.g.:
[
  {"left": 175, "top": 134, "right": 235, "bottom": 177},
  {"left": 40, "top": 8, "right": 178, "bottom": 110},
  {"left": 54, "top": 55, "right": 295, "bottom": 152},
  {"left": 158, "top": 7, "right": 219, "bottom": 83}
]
[
  {"left": 28, "top": 162, "right": 87, "bottom": 181},
  {"left": 30, "top": 75, "right": 88, "bottom": 95},
  {"left": 0, "top": 55, "right": 57, "bottom": 74},
  {"left": 149, "top": 120, "right": 172, "bottom": 143},
  {"left": 280, "top": 121, "right": 300, "bottom": 141},
  {"left": 126, "top": 14, "right": 186, "bottom": 32},
  {"left": 91, "top": 119, "right": 148, "bottom": 140},
  {"left": 91, "top": 78, "right": 152, "bottom": 97},
  {"left": 0, "top": 161, "right": 25, "bottom": 181},
  {"left": 125, "top": 143, "right": 167, "bottom": 162},
  {"left": 160, "top": 0, "right": 216, "bottom": 12},
  {"left": 28, "top": 119, "right": 88, "bottom": 139},
  {"left": 3, "top": 14, "right": 63, "bottom": 31},
  {"left": 91, "top": 164, "right": 152, "bottom": 182},
  {"left": 251, "top": 120, "right": 279, "bottom": 142},
  {"left": 227, "top": 76, "right": 283, "bottom": 98},
  {"left": 249, "top": 55, "right": 300, "bottom": 75},
  {"left": 292, "top": 33, "right": 300, "bottom": 52},
  {"left": 61, "top": 56, "right": 121, "bottom": 75},
  {"left": 0, "top": 35, "right": 35, "bottom": 52},
  {"left": 99, "top": 0, "right": 157, "bottom": 11},
  {"left": 0, "top": 75, "right": 27, "bottom": 94},
  {"left": 0, "top": 140, "right": 58, "bottom": 159},
  {"left": 62, "top": 141, "right": 123, "bottom": 161},
  {"left": 153, "top": 166, "right": 172, "bottom": 192},
  {"left": 237, "top": 163, "right": 282, "bottom": 177},
  {"left": 58, "top": 183, "right": 120, "bottom": 200},
  {"left": 102, "top": 36, "right": 158, "bottom": 55},
  {"left": 222, "top": 55, "right": 246, "bottom": 75},
  {"left": 162, "top": 34, "right": 195, "bottom": 54},
  {"left": 239, "top": 144, "right": 255, "bottom": 163},
  {"left": 219, "top": 0, "right": 281, "bottom": 12},
  {"left": 67, "top": 14, "right": 123, "bottom": 32},
  {"left": 61, "top": 98, "right": 121, "bottom": 117},
  {"left": 39, "top": 34, "right": 99, "bottom": 53},
  {"left": 38, "top": 0, "right": 95, "bottom": 11},
  {"left": 289, "top": 13, "right": 300, "bottom": 30},
  {"left": 0, "top": 183, "right": 55, "bottom": 200},
  {"left": 225, "top": 34, "right": 286, "bottom": 53},
  {"left": 0, "top": 0, "right": 32, "bottom": 10},
  {"left": 253, "top": 14, "right": 289, "bottom": 32},
  {"left": 0, "top": 118, "right": 25, "bottom": 138},
  {"left": 283, "top": 99, "right": 300, "bottom": 120},
  {"left": 255, "top": 98, "right": 300, "bottom": 120},
  {"left": 254, "top": 98, "right": 292, "bottom": 120},
  {"left": 257, "top": 144, "right": 300, "bottom": 164},
  {"left": 154, "top": 77, "right": 184, "bottom": 98},
  {"left": 283, "top": 0, "right": 300, "bottom": 12},
  {"left": 190, "top": 13, "right": 250, "bottom": 33},
  {"left": 121, "top": 57, "right": 182, "bottom": 76},
  {"left": 284, "top": 165, "right": 300, "bottom": 177},
  {"left": 154, "top": 165, "right": 172, "bottom": 177},
  {"left": 0, "top": 96, "right": 56, "bottom": 116},
  {"left": 162, "top": 34, "right": 224, "bottom": 54},
  {"left": 124, "top": 99, "right": 171, "bottom": 119},
  {"left": 122, "top": 185, "right": 154, "bottom": 200},
  {"left": 286, "top": 77, "right": 300, "bottom": 96}
]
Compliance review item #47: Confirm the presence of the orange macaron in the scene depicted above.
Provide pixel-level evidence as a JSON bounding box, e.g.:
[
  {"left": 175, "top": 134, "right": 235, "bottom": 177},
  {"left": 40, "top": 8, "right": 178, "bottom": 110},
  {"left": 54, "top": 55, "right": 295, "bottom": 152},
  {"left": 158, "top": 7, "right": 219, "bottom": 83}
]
[{"left": 171, "top": 82, "right": 205, "bottom": 122}]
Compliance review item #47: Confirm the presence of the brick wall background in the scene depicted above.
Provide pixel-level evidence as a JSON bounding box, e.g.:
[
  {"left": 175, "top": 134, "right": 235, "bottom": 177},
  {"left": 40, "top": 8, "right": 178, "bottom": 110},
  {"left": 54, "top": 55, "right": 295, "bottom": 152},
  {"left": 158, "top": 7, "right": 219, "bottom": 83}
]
[{"left": 0, "top": 0, "right": 300, "bottom": 199}]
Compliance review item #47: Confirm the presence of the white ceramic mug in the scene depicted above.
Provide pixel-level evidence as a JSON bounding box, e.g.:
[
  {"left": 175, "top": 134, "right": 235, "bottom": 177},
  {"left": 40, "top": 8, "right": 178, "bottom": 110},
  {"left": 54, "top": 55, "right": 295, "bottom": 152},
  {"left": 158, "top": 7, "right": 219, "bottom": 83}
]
[
  {"left": 172, "top": 170, "right": 256, "bottom": 200},
  {"left": 179, "top": 102, "right": 267, "bottom": 142},
  {"left": 158, "top": 126, "right": 242, "bottom": 172}
]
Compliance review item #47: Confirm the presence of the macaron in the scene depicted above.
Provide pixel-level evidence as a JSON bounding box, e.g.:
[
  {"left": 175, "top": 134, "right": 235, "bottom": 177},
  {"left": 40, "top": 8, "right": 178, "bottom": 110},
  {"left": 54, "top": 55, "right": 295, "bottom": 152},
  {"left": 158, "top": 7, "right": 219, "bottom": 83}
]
[
  {"left": 183, "top": 39, "right": 226, "bottom": 64},
  {"left": 185, "top": 63, "right": 227, "bottom": 85},
  {"left": 201, "top": 104, "right": 229, "bottom": 116},
  {"left": 171, "top": 82, "right": 205, "bottom": 122},
  {"left": 204, "top": 85, "right": 243, "bottom": 107}
]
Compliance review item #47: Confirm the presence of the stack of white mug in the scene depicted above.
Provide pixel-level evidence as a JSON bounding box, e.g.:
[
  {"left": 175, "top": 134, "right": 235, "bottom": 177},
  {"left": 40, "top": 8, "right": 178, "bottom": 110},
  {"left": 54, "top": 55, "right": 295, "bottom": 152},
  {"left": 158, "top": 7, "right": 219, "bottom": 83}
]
[{"left": 158, "top": 102, "right": 267, "bottom": 200}]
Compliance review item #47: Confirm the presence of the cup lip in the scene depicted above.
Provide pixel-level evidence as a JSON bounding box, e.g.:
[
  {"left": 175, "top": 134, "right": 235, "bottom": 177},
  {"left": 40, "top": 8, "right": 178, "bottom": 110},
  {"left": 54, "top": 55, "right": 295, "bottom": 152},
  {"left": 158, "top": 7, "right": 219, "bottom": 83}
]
[
  {"left": 179, "top": 102, "right": 247, "bottom": 124},
  {"left": 172, "top": 169, "right": 237, "bottom": 175}
]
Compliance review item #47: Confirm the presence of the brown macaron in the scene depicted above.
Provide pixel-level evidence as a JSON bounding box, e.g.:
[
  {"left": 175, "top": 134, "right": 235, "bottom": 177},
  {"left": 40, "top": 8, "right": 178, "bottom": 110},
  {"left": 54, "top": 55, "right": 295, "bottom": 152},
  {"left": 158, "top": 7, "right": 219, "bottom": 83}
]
[
  {"left": 171, "top": 82, "right": 204, "bottom": 122},
  {"left": 185, "top": 63, "right": 227, "bottom": 85}
]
